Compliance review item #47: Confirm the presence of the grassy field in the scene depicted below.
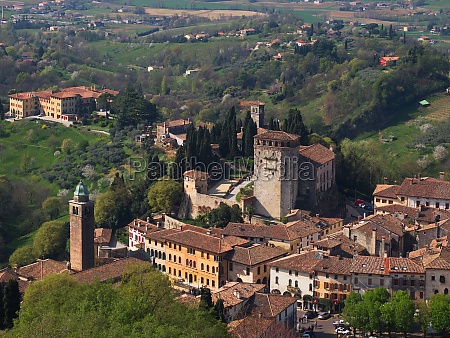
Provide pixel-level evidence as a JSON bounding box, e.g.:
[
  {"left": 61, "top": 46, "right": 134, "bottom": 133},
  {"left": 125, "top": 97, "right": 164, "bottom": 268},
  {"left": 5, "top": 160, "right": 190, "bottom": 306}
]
[{"left": 0, "top": 119, "right": 108, "bottom": 192}]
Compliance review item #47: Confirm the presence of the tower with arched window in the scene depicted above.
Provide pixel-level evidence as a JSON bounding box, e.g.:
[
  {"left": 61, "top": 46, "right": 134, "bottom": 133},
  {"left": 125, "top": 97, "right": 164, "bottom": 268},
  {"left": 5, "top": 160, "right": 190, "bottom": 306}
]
[{"left": 69, "top": 180, "right": 95, "bottom": 271}]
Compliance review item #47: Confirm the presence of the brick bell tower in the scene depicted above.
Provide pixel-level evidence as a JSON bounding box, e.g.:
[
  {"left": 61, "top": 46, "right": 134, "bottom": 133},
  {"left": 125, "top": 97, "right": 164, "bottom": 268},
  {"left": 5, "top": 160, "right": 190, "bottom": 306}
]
[{"left": 69, "top": 180, "right": 94, "bottom": 271}]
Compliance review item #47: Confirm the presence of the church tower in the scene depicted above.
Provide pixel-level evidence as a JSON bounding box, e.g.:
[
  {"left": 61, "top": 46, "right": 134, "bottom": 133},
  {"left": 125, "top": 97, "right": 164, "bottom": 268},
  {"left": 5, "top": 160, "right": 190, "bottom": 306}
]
[{"left": 69, "top": 180, "right": 94, "bottom": 271}]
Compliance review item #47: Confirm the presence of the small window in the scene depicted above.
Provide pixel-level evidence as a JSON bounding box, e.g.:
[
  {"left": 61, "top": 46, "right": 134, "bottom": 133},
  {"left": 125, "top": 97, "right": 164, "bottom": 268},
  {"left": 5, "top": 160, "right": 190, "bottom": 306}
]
[
  {"left": 440, "top": 275, "right": 446, "bottom": 284},
  {"left": 275, "top": 277, "right": 279, "bottom": 284},
  {"left": 246, "top": 267, "right": 250, "bottom": 275},
  {"left": 436, "top": 202, "right": 440, "bottom": 208},
  {"left": 431, "top": 275, "right": 436, "bottom": 281},
  {"left": 289, "top": 279, "right": 292, "bottom": 286}
]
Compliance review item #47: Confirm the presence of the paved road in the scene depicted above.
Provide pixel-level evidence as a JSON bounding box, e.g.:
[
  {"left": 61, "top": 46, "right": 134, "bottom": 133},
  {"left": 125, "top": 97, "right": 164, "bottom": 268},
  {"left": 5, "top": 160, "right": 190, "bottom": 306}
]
[
  {"left": 297, "top": 309, "right": 342, "bottom": 338},
  {"left": 226, "top": 177, "right": 253, "bottom": 201}
]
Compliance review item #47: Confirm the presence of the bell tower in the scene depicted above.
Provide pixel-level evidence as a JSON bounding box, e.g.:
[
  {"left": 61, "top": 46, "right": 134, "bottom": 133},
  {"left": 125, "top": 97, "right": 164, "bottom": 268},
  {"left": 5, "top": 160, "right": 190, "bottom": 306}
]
[{"left": 69, "top": 180, "right": 94, "bottom": 271}]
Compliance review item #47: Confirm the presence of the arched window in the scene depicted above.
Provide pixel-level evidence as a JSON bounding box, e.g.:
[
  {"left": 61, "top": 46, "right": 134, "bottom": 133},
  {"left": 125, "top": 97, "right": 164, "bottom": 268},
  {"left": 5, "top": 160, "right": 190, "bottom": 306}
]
[
  {"left": 212, "top": 266, "right": 215, "bottom": 274},
  {"left": 193, "top": 261, "right": 196, "bottom": 268},
  {"left": 186, "top": 259, "right": 189, "bottom": 265},
  {"left": 174, "top": 255, "right": 177, "bottom": 262},
  {"left": 440, "top": 275, "right": 446, "bottom": 284},
  {"left": 445, "top": 288, "right": 449, "bottom": 295},
  {"left": 275, "top": 276, "right": 279, "bottom": 284},
  {"left": 168, "top": 254, "right": 171, "bottom": 261},
  {"left": 289, "top": 279, "right": 292, "bottom": 286},
  {"left": 201, "top": 263, "right": 204, "bottom": 270},
  {"left": 178, "top": 257, "right": 181, "bottom": 264},
  {"left": 295, "top": 281, "right": 298, "bottom": 288},
  {"left": 207, "top": 265, "right": 210, "bottom": 272},
  {"left": 309, "top": 283, "right": 313, "bottom": 291},
  {"left": 162, "top": 253, "right": 166, "bottom": 260}
]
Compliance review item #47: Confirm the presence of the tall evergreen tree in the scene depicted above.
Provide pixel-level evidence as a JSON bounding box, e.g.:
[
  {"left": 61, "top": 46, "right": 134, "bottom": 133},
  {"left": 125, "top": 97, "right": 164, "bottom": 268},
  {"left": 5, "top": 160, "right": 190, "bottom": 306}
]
[
  {"left": 200, "top": 287, "right": 213, "bottom": 309},
  {"left": 242, "top": 113, "right": 257, "bottom": 157},
  {"left": 283, "top": 108, "right": 309, "bottom": 145},
  {"left": 3, "top": 279, "right": 20, "bottom": 329},
  {"left": 0, "top": 282, "right": 4, "bottom": 330}
]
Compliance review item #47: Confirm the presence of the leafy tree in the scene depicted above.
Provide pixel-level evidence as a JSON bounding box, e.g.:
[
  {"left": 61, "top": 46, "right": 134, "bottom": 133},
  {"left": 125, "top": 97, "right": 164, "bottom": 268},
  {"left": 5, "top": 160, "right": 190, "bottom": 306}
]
[
  {"left": 33, "top": 220, "right": 69, "bottom": 259},
  {"left": 147, "top": 178, "right": 183, "bottom": 214},
  {"left": 381, "top": 299, "right": 396, "bottom": 338},
  {"left": 3, "top": 279, "right": 20, "bottom": 329},
  {"left": 94, "top": 186, "right": 132, "bottom": 231},
  {"left": 429, "top": 293, "right": 450, "bottom": 335},
  {"left": 112, "top": 85, "right": 158, "bottom": 128},
  {"left": 391, "top": 290, "right": 415, "bottom": 337},
  {"left": 208, "top": 202, "right": 243, "bottom": 228},
  {"left": 9, "top": 244, "right": 36, "bottom": 268},
  {"left": 6, "top": 263, "right": 229, "bottom": 337},
  {"left": 61, "top": 138, "right": 74, "bottom": 154},
  {"left": 41, "top": 196, "right": 64, "bottom": 220},
  {"left": 342, "top": 291, "right": 364, "bottom": 334},
  {"left": 415, "top": 301, "right": 431, "bottom": 337}
]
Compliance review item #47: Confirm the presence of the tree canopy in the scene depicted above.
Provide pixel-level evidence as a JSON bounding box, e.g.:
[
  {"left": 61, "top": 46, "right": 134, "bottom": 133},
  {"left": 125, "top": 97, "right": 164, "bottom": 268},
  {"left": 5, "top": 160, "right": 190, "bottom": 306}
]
[
  {"left": 5, "top": 262, "right": 230, "bottom": 338},
  {"left": 148, "top": 178, "right": 183, "bottom": 214}
]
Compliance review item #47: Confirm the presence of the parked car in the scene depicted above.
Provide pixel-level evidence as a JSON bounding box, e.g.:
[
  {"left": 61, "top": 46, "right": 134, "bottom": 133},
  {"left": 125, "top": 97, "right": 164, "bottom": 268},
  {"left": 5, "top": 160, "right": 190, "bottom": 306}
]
[
  {"left": 337, "top": 328, "right": 351, "bottom": 335},
  {"left": 303, "top": 311, "right": 317, "bottom": 319},
  {"left": 318, "top": 312, "right": 330, "bottom": 320},
  {"left": 355, "top": 199, "right": 364, "bottom": 207},
  {"left": 333, "top": 319, "right": 345, "bottom": 326}
]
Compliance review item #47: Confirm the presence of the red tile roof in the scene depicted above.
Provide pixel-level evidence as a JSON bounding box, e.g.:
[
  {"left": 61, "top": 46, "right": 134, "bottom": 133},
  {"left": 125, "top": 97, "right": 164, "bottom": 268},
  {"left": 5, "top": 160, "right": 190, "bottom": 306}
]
[
  {"left": 397, "top": 177, "right": 450, "bottom": 200},
  {"left": 183, "top": 169, "right": 209, "bottom": 180},
  {"left": 225, "top": 244, "right": 287, "bottom": 266},
  {"left": 94, "top": 228, "right": 112, "bottom": 245},
  {"left": 253, "top": 293, "right": 297, "bottom": 317},
  {"left": 229, "top": 316, "right": 276, "bottom": 338},
  {"left": 254, "top": 130, "right": 300, "bottom": 142},
  {"left": 299, "top": 144, "right": 335, "bottom": 165},
  {"left": 212, "top": 282, "right": 266, "bottom": 308},
  {"left": 72, "top": 257, "right": 143, "bottom": 283},
  {"left": 165, "top": 230, "right": 245, "bottom": 254},
  {"left": 373, "top": 184, "right": 400, "bottom": 198},
  {"left": 17, "top": 259, "right": 68, "bottom": 281}
]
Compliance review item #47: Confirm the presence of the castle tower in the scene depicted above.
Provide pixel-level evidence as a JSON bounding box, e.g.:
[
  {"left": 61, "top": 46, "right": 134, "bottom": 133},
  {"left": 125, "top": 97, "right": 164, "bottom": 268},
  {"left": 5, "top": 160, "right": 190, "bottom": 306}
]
[
  {"left": 250, "top": 102, "right": 265, "bottom": 128},
  {"left": 253, "top": 130, "right": 300, "bottom": 219},
  {"left": 69, "top": 180, "right": 94, "bottom": 271}
]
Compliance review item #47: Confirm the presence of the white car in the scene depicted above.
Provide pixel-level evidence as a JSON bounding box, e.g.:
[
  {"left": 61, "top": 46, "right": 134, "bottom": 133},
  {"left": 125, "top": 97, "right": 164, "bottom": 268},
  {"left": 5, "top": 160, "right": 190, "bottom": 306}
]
[
  {"left": 336, "top": 328, "right": 350, "bottom": 335},
  {"left": 318, "top": 312, "right": 330, "bottom": 319},
  {"left": 333, "top": 319, "right": 345, "bottom": 326}
]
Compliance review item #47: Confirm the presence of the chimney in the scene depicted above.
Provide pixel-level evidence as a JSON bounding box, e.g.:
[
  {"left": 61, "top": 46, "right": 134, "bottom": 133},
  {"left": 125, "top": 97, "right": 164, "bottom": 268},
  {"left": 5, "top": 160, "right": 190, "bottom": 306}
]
[
  {"left": 343, "top": 225, "right": 351, "bottom": 239},
  {"left": 258, "top": 313, "right": 262, "bottom": 318},
  {"left": 418, "top": 172, "right": 422, "bottom": 180},
  {"left": 147, "top": 216, "right": 150, "bottom": 223},
  {"left": 234, "top": 290, "right": 241, "bottom": 299},
  {"left": 157, "top": 221, "right": 161, "bottom": 228},
  {"left": 371, "top": 228, "right": 377, "bottom": 256},
  {"left": 381, "top": 236, "right": 386, "bottom": 258},
  {"left": 440, "top": 172, "right": 445, "bottom": 180}
]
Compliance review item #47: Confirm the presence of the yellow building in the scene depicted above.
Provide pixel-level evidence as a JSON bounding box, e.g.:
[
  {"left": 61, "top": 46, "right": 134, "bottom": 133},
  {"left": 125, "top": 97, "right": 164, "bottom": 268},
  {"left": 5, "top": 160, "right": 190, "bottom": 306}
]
[
  {"left": 164, "top": 229, "right": 249, "bottom": 290},
  {"left": 8, "top": 86, "right": 118, "bottom": 121}
]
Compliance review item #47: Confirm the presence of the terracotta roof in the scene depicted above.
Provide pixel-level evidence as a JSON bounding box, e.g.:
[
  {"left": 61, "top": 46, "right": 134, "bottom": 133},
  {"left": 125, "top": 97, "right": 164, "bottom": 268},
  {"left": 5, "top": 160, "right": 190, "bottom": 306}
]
[
  {"left": 212, "top": 282, "right": 266, "bottom": 308},
  {"left": 157, "top": 119, "right": 191, "bottom": 128},
  {"left": 144, "top": 228, "right": 180, "bottom": 241},
  {"left": 17, "top": 259, "right": 68, "bottom": 281},
  {"left": 376, "top": 204, "right": 450, "bottom": 224},
  {"left": 269, "top": 252, "right": 324, "bottom": 274},
  {"left": 373, "top": 184, "right": 400, "bottom": 198},
  {"left": 314, "top": 255, "right": 353, "bottom": 275},
  {"left": 0, "top": 268, "right": 28, "bottom": 294},
  {"left": 225, "top": 244, "right": 287, "bottom": 266},
  {"left": 128, "top": 218, "right": 163, "bottom": 235},
  {"left": 164, "top": 230, "right": 243, "bottom": 254},
  {"left": 313, "top": 237, "right": 342, "bottom": 249},
  {"left": 72, "top": 257, "right": 143, "bottom": 283},
  {"left": 327, "top": 233, "right": 369, "bottom": 257},
  {"left": 94, "top": 228, "right": 112, "bottom": 245},
  {"left": 266, "top": 220, "right": 321, "bottom": 241},
  {"left": 254, "top": 130, "right": 300, "bottom": 142},
  {"left": 422, "top": 248, "right": 450, "bottom": 270},
  {"left": 253, "top": 293, "right": 297, "bottom": 318},
  {"left": 183, "top": 169, "right": 209, "bottom": 180},
  {"left": 224, "top": 223, "right": 269, "bottom": 239},
  {"left": 397, "top": 177, "right": 450, "bottom": 200},
  {"left": 361, "top": 214, "right": 404, "bottom": 236},
  {"left": 388, "top": 257, "right": 425, "bottom": 274},
  {"left": 299, "top": 144, "right": 335, "bottom": 165},
  {"left": 229, "top": 316, "right": 276, "bottom": 338},
  {"left": 350, "top": 256, "right": 389, "bottom": 275}
]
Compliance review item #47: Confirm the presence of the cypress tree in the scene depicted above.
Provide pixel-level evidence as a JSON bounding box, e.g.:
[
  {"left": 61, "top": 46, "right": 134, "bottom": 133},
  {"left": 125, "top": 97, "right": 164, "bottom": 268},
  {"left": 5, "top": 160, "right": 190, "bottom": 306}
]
[
  {"left": 0, "top": 282, "right": 4, "bottom": 330},
  {"left": 3, "top": 279, "right": 20, "bottom": 329},
  {"left": 283, "top": 108, "right": 309, "bottom": 145}
]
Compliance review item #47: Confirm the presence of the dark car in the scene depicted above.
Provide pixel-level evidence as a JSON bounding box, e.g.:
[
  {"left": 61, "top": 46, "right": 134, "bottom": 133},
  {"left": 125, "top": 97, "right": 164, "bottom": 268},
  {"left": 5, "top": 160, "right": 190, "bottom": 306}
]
[{"left": 303, "top": 311, "right": 317, "bottom": 319}]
